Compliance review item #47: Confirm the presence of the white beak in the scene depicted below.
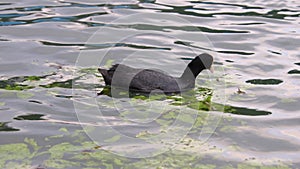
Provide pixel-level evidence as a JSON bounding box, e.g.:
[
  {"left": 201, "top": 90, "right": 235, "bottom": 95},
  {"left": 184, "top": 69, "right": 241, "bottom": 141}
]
[{"left": 209, "top": 66, "right": 214, "bottom": 73}]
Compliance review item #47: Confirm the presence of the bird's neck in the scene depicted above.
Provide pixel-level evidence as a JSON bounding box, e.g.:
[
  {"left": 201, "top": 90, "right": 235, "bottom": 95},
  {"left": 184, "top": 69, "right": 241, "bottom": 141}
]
[
  {"left": 178, "top": 59, "right": 206, "bottom": 89},
  {"left": 179, "top": 62, "right": 205, "bottom": 80},
  {"left": 177, "top": 69, "right": 195, "bottom": 89}
]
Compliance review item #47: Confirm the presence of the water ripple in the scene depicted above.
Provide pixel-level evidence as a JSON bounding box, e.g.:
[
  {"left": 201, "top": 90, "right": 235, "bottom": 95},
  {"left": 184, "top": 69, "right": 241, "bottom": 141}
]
[{"left": 0, "top": 0, "right": 299, "bottom": 168}]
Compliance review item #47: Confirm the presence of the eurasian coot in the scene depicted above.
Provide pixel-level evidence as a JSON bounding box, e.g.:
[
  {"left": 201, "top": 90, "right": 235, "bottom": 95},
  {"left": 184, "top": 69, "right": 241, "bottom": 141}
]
[{"left": 98, "top": 53, "right": 213, "bottom": 93}]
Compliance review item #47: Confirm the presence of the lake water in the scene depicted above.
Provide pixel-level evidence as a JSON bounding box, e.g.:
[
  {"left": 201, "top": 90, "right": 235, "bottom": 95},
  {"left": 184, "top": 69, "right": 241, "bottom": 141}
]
[{"left": 0, "top": 0, "right": 299, "bottom": 168}]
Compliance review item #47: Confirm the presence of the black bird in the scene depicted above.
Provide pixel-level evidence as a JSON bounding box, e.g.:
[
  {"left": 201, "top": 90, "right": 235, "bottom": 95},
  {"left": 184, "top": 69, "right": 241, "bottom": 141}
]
[{"left": 98, "top": 53, "right": 213, "bottom": 94}]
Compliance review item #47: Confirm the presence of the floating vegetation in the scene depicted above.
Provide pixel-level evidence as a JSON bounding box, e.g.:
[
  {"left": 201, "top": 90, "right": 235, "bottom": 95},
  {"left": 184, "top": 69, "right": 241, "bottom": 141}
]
[
  {"left": 0, "top": 76, "right": 34, "bottom": 91},
  {"left": 0, "top": 122, "right": 19, "bottom": 132},
  {"left": 13, "top": 114, "right": 45, "bottom": 121},
  {"left": 0, "top": 70, "right": 99, "bottom": 91},
  {"left": 224, "top": 105, "right": 271, "bottom": 116},
  {"left": 0, "top": 132, "right": 292, "bottom": 169},
  {"left": 0, "top": 83, "right": 33, "bottom": 91},
  {"left": 0, "top": 68, "right": 270, "bottom": 116},
  {"left": 246, "top": 79, "right": 283, "bottom": 85},
  {"left": 288, "top": 69, "right": 300, "bottom": 74},
  {"left": 99, "top": 86, "right": 270, "bottom": 116},
  {"left": 40, "top": 79, "right": 74, "bottom": 89},
  {"left": 0, "top": 75, "right": 53, "bottom": 91}
]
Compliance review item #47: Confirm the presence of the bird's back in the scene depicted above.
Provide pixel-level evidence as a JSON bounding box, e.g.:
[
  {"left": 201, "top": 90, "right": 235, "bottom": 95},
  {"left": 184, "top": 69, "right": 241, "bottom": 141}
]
[
  {"left": 130, "top": 69, "right": 179, "bottom": 93},
  {"left": 99, "top": 64, "right": 182, "bottom": 93}
]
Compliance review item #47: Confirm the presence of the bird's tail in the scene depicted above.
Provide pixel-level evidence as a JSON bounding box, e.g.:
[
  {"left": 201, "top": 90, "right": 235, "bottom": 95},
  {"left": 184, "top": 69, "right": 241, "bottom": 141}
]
[{"left": 98, "top": 68, "right": 111, "bottom": 85}]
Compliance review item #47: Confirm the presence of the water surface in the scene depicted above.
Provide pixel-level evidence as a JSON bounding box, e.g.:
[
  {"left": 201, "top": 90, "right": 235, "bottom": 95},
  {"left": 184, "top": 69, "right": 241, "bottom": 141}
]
[{"left": 0, "top": 0, "right": 299, "bottom": 168}]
